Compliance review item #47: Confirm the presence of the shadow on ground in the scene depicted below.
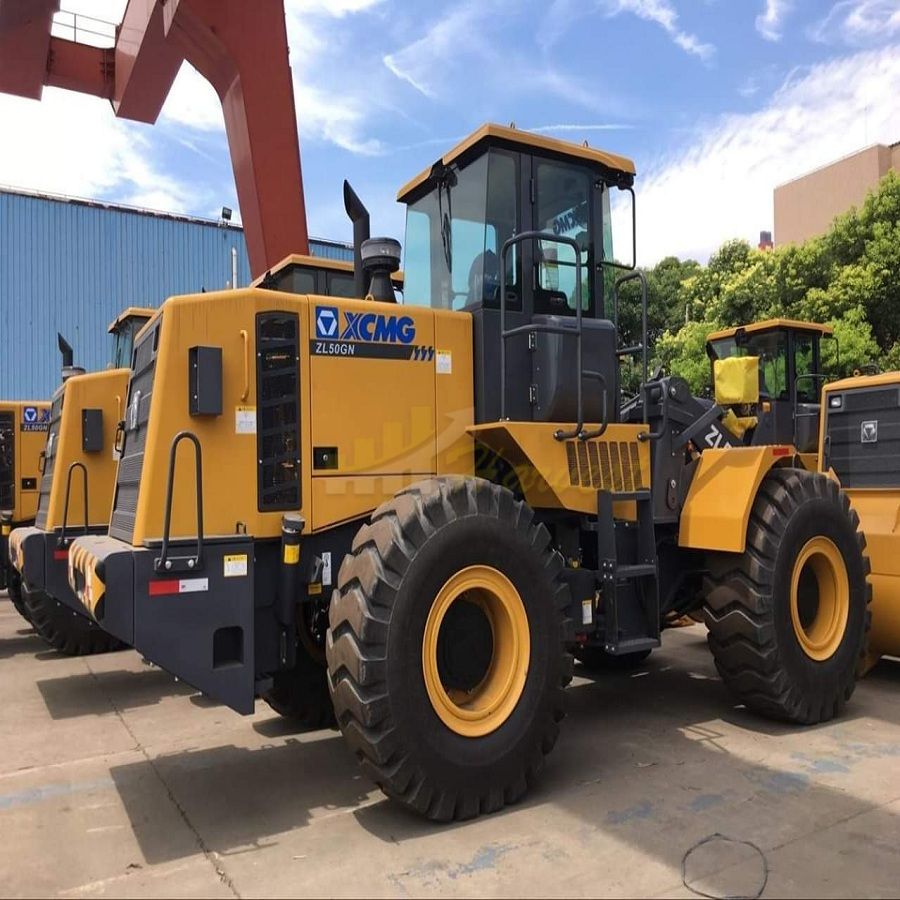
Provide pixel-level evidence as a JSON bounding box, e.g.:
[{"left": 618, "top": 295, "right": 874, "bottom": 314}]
[
  {"left": 37, "top": 668, "right": 195, "bottom": 719},
  {"left": 108, "top": 628, "right": 900, "bottom": 881}
]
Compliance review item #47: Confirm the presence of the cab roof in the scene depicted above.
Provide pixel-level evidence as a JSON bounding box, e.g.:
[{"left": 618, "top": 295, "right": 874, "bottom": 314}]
[
  {"left": 707, "top": 318, "right": 834, "bottom": 342},
  {"left": 250, "top": 253, "right": 354, "bottom": 288},
  {"left": 397, "top": 123, "right": 637, "bottom": 204},
  {"left": 107, "top": 306, "right": 156, "bottom": 333}
]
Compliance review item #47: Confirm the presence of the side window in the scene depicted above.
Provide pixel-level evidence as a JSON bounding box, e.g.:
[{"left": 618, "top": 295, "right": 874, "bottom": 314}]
[
  {"left": 535, "top": 161, "right": 592, "bottom": 317},
  {"left": 288, "top": 269, "right": 317, "bottom": 295},
  {"left": 795, "top": 335, "right": 818, "bottom": 403},
  {"left": 326, "top": 272, "right": 356, "bottom": 298}
]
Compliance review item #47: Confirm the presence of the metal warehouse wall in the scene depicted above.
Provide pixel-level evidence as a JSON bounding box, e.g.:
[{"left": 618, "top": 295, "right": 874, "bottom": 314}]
[{"left": 0, "top": 188, "right": 352, "bottom": 399}]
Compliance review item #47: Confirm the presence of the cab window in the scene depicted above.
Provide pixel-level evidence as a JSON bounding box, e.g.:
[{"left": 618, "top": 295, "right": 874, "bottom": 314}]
[
  {"left": 403, "top": 150, "right": 519, "bottom": 310},
  {"left": 709, "top": 330, "right": 789, "bottom": 400},
  {"left": 326, "top": 272, "right": 356, "bottom": 298},
  {"left": 795, "top": 334, "right": 819, "bottom": 403},
  {"left": 534, "top": 160, "right": 592, "bottom": 317}
]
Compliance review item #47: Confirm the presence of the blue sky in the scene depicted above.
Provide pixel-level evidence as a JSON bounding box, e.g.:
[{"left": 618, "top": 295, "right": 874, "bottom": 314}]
[{"left": 2, "top": 0, "right": 900, "bottom": 265}]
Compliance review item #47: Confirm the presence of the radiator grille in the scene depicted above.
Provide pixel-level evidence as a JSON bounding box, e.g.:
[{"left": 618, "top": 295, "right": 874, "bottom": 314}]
[
  {"left": 825, "top": 384, "right": 900, "bottom": 489},
  {"left": 566, "top": 440, "right": 645, "bottom": 493},
  {"left": 257, "top": 312, "right": 301, "bottom": 511},
  {"left": 109, "top": 321, "right": 160, "bottom": 542},
  {"left": 34, "top": 391, "right": 64, "bottom": 528},
  {"left": 0, "top": 411, "right": 13, "bottom": 510}
]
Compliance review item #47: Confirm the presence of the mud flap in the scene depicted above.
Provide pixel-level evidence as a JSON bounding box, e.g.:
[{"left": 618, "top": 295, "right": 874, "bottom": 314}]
[{"left": 134, "top": 538, "right": 256, "bottom": 714}]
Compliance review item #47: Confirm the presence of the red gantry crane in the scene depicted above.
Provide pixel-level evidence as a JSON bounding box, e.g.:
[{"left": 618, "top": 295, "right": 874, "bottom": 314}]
[{"left": 0, "top": 0, "right": 309, "bottom": 277}]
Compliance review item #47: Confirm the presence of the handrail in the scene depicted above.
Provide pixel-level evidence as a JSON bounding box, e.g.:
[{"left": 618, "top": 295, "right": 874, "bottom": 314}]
[
  {"left": 793, "top": 373, "right": 830, "bottom": 450},
  {"left": 613, "top": 270, "right": 649, "bottom": 386},
  {"left": 579, "top": 371, "right": 610, "bottom": 440},
  {"left": 500, "top": 231, "right": 585, "bottom": 440},
  {"left": 155, "top": 432, "right": 204, "bottom": 574},
  {"left": 240, "top": 330, "right": 250, "bottom": 401},
  {"left": 59, "top": 461, "right": 89, "bottom": 546},
  {"left": 638, "top": 380, "right": 669, "bottom": 442}
]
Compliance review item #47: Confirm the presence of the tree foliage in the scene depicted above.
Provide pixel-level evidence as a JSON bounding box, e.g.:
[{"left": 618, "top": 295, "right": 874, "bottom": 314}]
[{"left": 615, "top": 171, "right": 900, "bottom": 392}]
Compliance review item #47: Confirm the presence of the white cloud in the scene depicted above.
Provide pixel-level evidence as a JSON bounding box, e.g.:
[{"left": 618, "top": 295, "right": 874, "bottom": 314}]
[
  {"left": 756, "top": 0, "right": 791, "bottom": 41},
  {"left": 383, "top": 3, "right": 489, "bottom": 100},
  {"left": 0, "top": 89, "right": 194, "bottom": 211},
  {"left": 603, "top": 0, "right": 715, "bottom": 61},
  {"left": 633, "top": 45, "right": 900, "bottom": 264},
  {"left": 812, "top": 0, "right": 900, "bottom": 44},
  {"left": 155, "top": 0, "right": 387, "bottom": 156}
]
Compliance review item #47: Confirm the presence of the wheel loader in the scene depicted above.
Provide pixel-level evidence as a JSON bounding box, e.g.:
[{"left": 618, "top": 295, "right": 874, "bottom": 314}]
[
  {"left": 67, "top": 124, "right": 871, "bottom": 820},
  {"left": 1, "top": 399, "right": 51, "bottom": 621},
  {"left": 7, "top": 257, "right": 373, "bottom": 657},
  {"left": 6, "top": 312, "right": 153, "bottom": 651}
]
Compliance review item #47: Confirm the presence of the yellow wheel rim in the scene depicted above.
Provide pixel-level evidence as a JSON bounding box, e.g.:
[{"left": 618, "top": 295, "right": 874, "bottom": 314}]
[
  {"left": 422, "top": 565, "right": 530, "bottom": 737},
  {"left": 790, "top": 536, "right": 850, "bottom": 661}
]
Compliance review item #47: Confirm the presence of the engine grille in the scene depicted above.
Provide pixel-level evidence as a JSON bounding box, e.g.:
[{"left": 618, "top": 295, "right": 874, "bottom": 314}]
[
  {"left": 34, "top": 390, "right": 64, "bottom": 529},
  {"left": 825, "top": 384, "right": 900, "bottom": 489},
  {"left": 0, "top": 410, "right": 13, "bottom": 510},
  {"left": 109, "top": 321, "right": 160, "bottom": 542},
  {"left": 565, "top": 439, "right": 646, "bottom": 493}
]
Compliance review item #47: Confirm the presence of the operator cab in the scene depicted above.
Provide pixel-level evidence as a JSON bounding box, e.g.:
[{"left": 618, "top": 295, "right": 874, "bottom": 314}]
[
  {"left": 398, "top": 124, "right": 637, "bottom": 425},
  {"left": 253, "top": 254, "right": 404, "bottom": 300},
  {"left": 707, "top": 319, "right": 833, "bottom": 452},
  {"left": 108, "top": 307, "right": 155, "bottom": 369}
]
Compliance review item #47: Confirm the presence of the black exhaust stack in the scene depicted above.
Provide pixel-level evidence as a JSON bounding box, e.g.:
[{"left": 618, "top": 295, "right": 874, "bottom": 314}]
[
  {"left": 58, "top": 333, "right": 85, "bottom": 382},
  {"left": 343, "top": 180, "right": 370, "bottom": 299}
]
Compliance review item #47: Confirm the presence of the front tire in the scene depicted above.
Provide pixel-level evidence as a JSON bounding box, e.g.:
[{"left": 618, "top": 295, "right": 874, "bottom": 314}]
[
  {"left": 704, "top": 469, "right": 870, "bottom": 724},
  {"left": 24, "top": 589, "right": 126, "bottom": 656},
  {"left": 327, "top": 476, "right": 572, "bottom": 821}
]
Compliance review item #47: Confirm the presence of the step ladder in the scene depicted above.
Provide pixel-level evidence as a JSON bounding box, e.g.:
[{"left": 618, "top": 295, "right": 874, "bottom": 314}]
[{"left": 587, "top": 490, "right": 661, "bottom": 655}]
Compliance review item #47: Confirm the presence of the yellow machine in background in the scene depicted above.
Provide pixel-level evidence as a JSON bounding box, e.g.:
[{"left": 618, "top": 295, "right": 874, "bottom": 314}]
[
  {"left": 1, "top": 400, "right": 51, "bottom": 619},
  {"left": 820, "top": 372, "right": 900, "bottom": 672},
  {"left": 68, "top": 125, "right": 871, "bottom": 821},
  {"left": 4, "top": 311, "right": 152, "bottom": 647}
]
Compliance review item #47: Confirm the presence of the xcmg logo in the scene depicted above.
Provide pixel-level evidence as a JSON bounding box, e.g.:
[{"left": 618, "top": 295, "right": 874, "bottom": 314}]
[{"left": 315, "top": 306, "right": 416, "bottom": 344}]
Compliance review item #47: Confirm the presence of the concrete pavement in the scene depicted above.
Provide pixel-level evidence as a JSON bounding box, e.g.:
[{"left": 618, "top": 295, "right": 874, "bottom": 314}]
[{"left": 2, "top": 593, "right": 899, "bottom": 898}]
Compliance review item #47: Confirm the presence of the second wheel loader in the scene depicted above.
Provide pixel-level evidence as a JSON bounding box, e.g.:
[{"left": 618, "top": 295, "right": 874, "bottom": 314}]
[{"left": 67, "top": 125, "right": 871, "bottom": 820}]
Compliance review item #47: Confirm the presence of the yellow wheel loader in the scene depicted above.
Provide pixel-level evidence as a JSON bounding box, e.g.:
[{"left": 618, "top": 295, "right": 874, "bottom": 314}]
[
  {"left": 1, "top": 400, "right": 51, "bottom": 621},
  {"left": 7, "top": 315, "right": 152, "bottom": 653},
  {"left": 8, "top": 256, "right": 373, "bottom": 661},
  {"left": 67, "top": 125, "right": 870, "bottom": 820}
]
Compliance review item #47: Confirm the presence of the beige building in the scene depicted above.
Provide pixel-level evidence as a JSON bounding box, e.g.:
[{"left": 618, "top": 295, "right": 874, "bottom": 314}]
[{"left": 774, "top": 142, "right": 900, "bottom": 245}]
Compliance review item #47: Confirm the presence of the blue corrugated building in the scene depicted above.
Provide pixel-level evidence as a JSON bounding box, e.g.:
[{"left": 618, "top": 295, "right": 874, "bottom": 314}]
[{"left": 0, "top": 186, "right": 352, "bottom": 399}]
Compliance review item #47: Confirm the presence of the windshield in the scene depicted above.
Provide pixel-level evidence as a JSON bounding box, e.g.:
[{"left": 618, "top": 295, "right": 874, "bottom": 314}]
[
  {"left": 403, "top": 150, "right": 519, "bottom": 311},
  {"left": 709, "top": 331, "right": 789, "bottom": 400},
  {"left": 110, "top": 317, "right": 149, "bottom": 369}
]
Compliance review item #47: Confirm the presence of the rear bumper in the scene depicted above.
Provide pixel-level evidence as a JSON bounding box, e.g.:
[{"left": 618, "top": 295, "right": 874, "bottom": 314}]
[
  {"left": 68, "top": 534, "right": 258, "bottom": 713},
  {"left": 10, "top": 526, "right": 89, "bottom": 613}
]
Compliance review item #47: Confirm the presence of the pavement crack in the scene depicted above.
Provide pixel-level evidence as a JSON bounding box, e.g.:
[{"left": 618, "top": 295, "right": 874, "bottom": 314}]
[{"left": 85, "top": 661, "right": 242, "bottom": 899}]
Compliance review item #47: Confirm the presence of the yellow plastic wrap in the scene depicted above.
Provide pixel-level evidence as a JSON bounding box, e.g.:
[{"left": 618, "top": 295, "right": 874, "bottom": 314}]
[
  {"left": 721, "top": 409, "right": 758, "bottom": 439},
  {"left": 714, "top": 356, "right": 760, "bottom": 406}
]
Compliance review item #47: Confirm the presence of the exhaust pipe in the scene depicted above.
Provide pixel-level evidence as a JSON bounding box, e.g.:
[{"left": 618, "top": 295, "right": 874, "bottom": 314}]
[
  {"left": 58, "top": 333, "right": 85, "bottom": 382},
  {"left": 343, "top": 180, "right": 370, "bottom": 299}
]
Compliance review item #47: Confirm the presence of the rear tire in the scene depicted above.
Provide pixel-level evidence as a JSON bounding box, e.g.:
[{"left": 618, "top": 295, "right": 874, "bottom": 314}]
[
  {"left": 576, "top": 647, "right": 651, "bottom": 671},
  {"left": 704, "top": 469, "right": 870, "bottom": 724},
  {"left": 261, "top": 644, "right": 336, "bottom": 729},
  {"left": 327, "top": 476, "right": 572, "bottom": 821},
  {"left": 7, "top": 572, "right": 32, "bottom": 625},
  {"left": 24, "top": 589, "right": 126, "bottom": 656}
]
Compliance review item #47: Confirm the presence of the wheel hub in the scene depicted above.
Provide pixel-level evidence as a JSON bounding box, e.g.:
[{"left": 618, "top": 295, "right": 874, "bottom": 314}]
[
  {"left": 790, "top": 536, "right": 850, "bottom": 661},
  {"left": 423, "top": 565, "right": 530, "bottom": 737}
]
